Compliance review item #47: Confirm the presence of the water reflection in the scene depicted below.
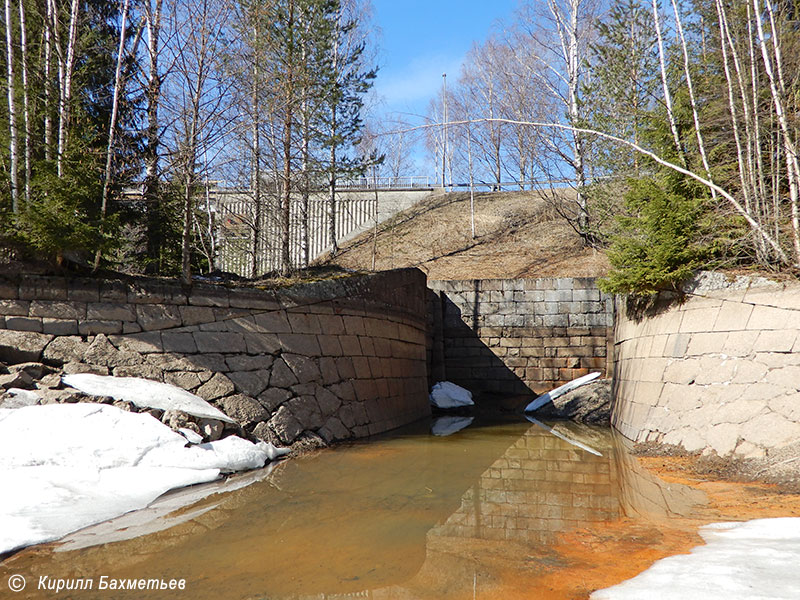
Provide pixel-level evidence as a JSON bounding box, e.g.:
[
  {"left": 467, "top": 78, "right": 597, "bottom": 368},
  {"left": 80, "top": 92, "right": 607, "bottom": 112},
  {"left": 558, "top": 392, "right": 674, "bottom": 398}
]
[{"left": 0, "top": 418, "right": 707, "bottom": 600}]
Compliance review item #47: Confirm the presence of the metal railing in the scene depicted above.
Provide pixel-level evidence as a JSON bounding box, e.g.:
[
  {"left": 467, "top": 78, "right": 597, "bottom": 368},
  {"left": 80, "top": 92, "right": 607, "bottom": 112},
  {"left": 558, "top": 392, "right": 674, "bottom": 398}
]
[{"left": 337, "top": 176, "right": 432, "bottom": 190}]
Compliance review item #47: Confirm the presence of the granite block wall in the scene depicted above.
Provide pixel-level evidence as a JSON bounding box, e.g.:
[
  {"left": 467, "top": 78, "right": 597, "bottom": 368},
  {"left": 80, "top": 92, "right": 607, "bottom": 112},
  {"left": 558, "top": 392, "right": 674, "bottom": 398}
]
[
  {"left": 0, "top": 269, "right": 431, "bottom": 445},
  {"left": 428, "top": 278, "right": 614, "bottom": 396},
  {"left": 613, "top": 272, "right": 800, "bottom": 459}
]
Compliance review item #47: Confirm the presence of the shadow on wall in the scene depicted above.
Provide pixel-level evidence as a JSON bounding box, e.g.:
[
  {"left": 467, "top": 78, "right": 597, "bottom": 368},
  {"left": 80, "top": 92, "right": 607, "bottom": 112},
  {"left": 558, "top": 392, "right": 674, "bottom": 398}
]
[{"left": 428, "top": 278, "right": 612, "bottom": 404}]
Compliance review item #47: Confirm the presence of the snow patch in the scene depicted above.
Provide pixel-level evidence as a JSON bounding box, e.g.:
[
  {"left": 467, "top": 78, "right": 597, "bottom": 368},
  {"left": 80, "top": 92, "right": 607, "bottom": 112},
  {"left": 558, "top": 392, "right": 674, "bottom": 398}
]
[
  {"left": 429, "top": 381, "right": 474, "bottom": 409},
  {"left": 62, "top": 373, "right": 236, "bottom": 423},
  {"left": 0, "top": 403, "right": 287, "bottom": 554},
  {"left": 591, "top": 518, "right": 800, "bottom": 600},
  {"left": 524, "top": 372, "right": 601, "bottom": 413}
]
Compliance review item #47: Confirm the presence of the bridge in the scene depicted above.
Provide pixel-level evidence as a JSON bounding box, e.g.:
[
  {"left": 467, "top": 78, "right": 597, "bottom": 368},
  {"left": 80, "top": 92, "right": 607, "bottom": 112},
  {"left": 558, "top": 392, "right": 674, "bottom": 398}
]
[{"left": 210, "top": 179, "right": 436, "bottom": 277}]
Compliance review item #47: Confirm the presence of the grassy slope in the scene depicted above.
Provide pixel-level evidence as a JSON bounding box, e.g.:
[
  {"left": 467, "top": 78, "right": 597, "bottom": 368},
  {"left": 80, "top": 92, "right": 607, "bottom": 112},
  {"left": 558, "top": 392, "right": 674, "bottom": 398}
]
[{"left": 320, "top": 190, "right": 610, "bottom": 280}]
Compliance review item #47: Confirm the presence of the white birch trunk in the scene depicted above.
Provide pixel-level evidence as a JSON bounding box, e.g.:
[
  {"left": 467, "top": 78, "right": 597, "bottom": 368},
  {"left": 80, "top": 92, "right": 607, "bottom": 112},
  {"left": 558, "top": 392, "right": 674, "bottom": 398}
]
[
  {"left": 58, "top": 0, "right": 81, "bottom": 178},
  {"left": 4, "top": 0, "right": 19, "bottom": 211},
  {"left": 651, "top": 0, "right": 684, "bottom": 162},
  {"left": 18, "top": 0, "right": 29, "bottom": 203},
  {"left": 753, "top": 0, "right": 800, "bottom": 265}
]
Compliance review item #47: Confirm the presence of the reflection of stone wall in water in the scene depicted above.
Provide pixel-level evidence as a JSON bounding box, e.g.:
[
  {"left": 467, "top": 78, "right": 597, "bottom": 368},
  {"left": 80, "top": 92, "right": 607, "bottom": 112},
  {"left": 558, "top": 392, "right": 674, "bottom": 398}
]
[
  {"left": 0, "top": 269, "right": 430, "bottom": 445},
  {"left": 429, "top": 426, "right": 620, "bottom": 546}
]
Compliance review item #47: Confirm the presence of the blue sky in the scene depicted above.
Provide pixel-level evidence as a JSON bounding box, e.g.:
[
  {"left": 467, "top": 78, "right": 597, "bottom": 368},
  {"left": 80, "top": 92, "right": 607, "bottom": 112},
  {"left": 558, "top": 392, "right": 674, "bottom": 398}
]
[{"left": 371, "top": 0, "right": 519, "bottom": 128}]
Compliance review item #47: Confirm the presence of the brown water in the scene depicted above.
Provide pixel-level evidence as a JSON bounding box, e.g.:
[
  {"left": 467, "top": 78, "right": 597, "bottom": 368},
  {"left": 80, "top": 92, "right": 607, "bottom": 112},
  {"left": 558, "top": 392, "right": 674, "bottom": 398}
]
[{"left": 0, "top": 417, "right": 738, "bottom": 600}]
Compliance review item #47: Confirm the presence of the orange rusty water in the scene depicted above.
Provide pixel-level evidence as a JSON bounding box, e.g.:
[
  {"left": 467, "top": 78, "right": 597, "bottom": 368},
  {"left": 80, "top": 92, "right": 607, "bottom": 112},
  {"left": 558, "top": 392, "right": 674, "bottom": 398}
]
[{"left": 2, "top": 418, "right": 800, "bottom": 600}]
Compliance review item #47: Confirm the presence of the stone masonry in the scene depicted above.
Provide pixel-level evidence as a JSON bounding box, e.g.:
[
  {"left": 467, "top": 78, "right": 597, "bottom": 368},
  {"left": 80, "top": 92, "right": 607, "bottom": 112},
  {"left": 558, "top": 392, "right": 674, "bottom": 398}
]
[
  {"left": 428, "top": 278, "right": 613, "bottom": 397},
  {"left": 613, "top": 272, "right": 800, "bottom": 459},
  {"left": 0, "top": 269, "right": 430, "bottom": 446}
]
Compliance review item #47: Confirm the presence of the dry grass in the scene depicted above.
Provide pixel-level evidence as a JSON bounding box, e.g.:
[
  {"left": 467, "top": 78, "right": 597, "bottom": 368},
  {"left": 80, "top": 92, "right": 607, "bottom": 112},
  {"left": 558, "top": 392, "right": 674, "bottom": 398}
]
[{"left": 320, "top": 189, "right": 610, "bottom": 280}]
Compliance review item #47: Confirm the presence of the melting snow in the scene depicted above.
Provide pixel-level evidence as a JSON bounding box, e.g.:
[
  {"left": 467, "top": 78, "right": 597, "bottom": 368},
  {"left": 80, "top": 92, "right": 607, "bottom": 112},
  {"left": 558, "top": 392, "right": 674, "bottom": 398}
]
[
  {"left": 61, "top": 373, "right": 236, "bottom": 423},
  {"left": 591, "top": 517, "right": 800, "bottom": 600},
  {"left": 429, "top": 381, "right": 474, "bottom": 409},
  {"left": 0, "top": 403, "right": 288, "bottom": 554}
]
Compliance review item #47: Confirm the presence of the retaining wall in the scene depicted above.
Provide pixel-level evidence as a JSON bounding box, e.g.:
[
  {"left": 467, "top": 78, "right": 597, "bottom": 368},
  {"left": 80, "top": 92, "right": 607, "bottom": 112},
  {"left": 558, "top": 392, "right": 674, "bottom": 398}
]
[
  {"left": 613, "top": 273, "right": 800, "bottom": 459},
  {"left": 0, "top": 269, "right": 430, "bottom": 445},
  {"left": 428, "top": 278, "right": 613, "bottom": 396}
]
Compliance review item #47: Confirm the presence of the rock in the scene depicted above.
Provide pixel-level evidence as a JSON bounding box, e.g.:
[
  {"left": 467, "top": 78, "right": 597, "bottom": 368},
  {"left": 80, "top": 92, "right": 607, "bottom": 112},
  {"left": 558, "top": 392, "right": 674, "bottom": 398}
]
[
  {"left": 251, "top": 421, "right": 281, "bottom": 446},
  {"left": 198, "top": 418, "right": 224, "bottom": 441},
  {"left": 62, "top": 362, "right": 109, "bottom": 375},
  {"left": 0, "top": 371, "right": 34, "bottom": 390},
  {"left": 113, "top": 400, "right": 133, "bottom": 412},
  {"left": 258, "top": 387, "right": 293, "bottom": 412},
  {"left": 42, "top": 336, "right": 89, "bottom": 365},
  {"left": 268, "top": 405, "right": 304, "bottom": 444},
  {"left": 83, "top": 334, "right": 141, "bottom": 367},
  {"left": 0, "top": 330, "right": 53, "bottom": 364},
  {"left": 36, "top": 373, "right": 62, "bottom": 389},
  {"left": 37, "top": 388, "right": 85, "bottom": 404},
  {"left": 269, "top": 357, "right": 298, "bottom": 388},
  {"left": 318, "top": 416, "right": 350, "bottom": 443},
  {"left": 315, "top": 386, "right": 342, "bottom": 417},
  {"left": 282, "top": 354, "right": 321, "bottom": 384},
  {"left": 219, "top": 394, "right": 270, "bottom": 426},
  {"left": 196, "top": 372, "right": 235, "bottom": 401},
  {"left": 227, "top": 370, "right": 270, "bottom": 397},
  {"left": 161, "top": 409, "right": 191, "bottom": 430},
  {"left": 533, "top": 379, "right": 612, "bottom": 424},
  {"left": 291, "top": 431, "right": 327, "bottom": 452},
  {"left": 285, "top": 396, "right": 323, "bottom": 430},
  {"left": 8, "top": 362, "right": 54, "bottom": 380}
]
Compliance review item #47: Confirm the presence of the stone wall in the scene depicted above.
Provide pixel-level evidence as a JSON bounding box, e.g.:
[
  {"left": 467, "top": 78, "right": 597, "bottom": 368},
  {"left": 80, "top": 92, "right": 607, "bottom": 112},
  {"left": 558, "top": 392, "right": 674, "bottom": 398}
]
[
  {"left": 0, "top": 269, "right": 430, "bottom": 446},
  {"left": 613, "top": 273, "right": 800, "bottom": 459},
  {"left": 428, "top": 278, "right": 613, "bottom": 396}
]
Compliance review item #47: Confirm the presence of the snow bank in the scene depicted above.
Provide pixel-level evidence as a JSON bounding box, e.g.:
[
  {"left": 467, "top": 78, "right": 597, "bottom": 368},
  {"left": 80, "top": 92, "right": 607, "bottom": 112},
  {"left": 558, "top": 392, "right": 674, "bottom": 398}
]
[
  {"left": 429, "top": 381, "right": 474, "bottom": 409},
  {"left": 524, "top": 371, "right": 601, "bottom": 413},
  {"left": 591, "top": 518, "right": 800, "bottom": 600},
  {"left": 0, "top": 403, "right": 288, "bottom": 554},
  {"left": 61, "top": 373, "right": 236, "bottom": 423}
]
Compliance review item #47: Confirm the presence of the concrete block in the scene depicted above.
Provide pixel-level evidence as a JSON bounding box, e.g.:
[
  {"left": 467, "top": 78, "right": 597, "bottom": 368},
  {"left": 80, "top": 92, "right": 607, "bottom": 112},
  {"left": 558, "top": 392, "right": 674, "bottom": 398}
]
[
  {"left": 739, "top": 411, "right": 800, "bottom": 447},
  {"left": 722, "top": 330, "right": 759, "bottom": 357},
  {"left": 685, "top": 332, "right": 728, "bottom": 356},
  {"left": 136, "top": 304, "right": 182, "bottom": 331},
  {"left": 278, "top": 333, "right": 322, "bottom": 356},
  {"left": 161, "top": 332, "right": 198, "bottom": 354},
  {"left": 5, "top": 316, "right": 43, "bottom": 332},
  {"left": 87, "top": 302, "right": 136, "bottom": 322},
  {"left": 712, "top": 301, "right": 753, "bottom": 332},
  {"left": 0, "top": 299, "right": 29, "bottom": 316},
  {"left": 193, "top": 331, "right": 246, "bottom": 354},
  {"left": 747, "top": 304, "right": 789, "bottom": 330},
  {"left": 680, "top": 306, "right": 720, "bottom": 333},
  {"left": 111, "top": 331, "right": 163, "bottom": 353},
  {"left": 754, "top": 329, "right": 797, "bottom": 353},
  {"left": 19, "top": 276, "right": 67, "bottom": 300},
  {"left": 42, "top": 318, "right": 79, "bottom": 335}
]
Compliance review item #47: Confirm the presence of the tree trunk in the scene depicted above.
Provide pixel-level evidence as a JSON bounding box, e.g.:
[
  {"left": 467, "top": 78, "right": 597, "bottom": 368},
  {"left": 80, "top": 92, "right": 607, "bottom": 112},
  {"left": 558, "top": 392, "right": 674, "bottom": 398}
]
[
  {"left": 143, "top": 0, "right": 163, "bottom": 272},
  {"left": 4, "top": 0, "right": 19, "bottom": 212},
  {"left": 58, "top": 0, "right": 81, "bottom": 178},
  {"left": 95, "top": 0, "right": 131, "bottom": 270},
  {"left": 18, "top": 0, "right": 29, "bottom": 204}
]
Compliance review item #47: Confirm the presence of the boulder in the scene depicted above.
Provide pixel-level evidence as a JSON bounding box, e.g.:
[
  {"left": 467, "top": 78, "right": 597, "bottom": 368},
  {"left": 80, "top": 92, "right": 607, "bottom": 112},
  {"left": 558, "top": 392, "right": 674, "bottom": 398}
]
[
  {"left": 219, "top": 394, "right": 270, "bottom": 426},
  {"left": 0, "top": 330, "right": 53, "bottom": 364}
]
